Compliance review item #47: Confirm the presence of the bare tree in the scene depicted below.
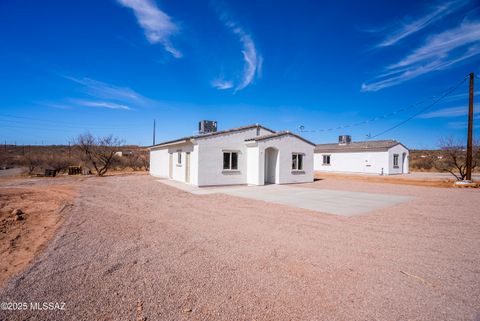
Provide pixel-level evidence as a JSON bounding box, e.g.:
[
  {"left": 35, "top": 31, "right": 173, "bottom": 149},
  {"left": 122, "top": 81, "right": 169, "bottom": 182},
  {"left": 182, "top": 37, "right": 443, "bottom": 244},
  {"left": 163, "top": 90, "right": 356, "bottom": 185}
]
[
  {"left": 21, "top": 153, "right": 44, "bottom": 175},
  {"left": 435, "top": 137, "right": 480, "bottom": 180},
  {"left": 73, "top": 133, "right": 124, "bottom": 176}
]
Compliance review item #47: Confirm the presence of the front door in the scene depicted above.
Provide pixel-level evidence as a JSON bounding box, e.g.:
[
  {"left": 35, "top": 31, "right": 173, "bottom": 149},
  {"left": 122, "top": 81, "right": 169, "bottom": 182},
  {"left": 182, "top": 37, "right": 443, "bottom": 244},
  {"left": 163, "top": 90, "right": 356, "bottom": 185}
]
[
  {"left": 168, "top": 153, "right": 173, "bottom": 178},
  {"left": 185, "top": 152, "right": 191, "bottom": 183},
  {"left": 264, "top": 147, "right": 278, "bottom": 184},
  {"left": 364, "top": 155, "right": 377, "bottom": 174}
]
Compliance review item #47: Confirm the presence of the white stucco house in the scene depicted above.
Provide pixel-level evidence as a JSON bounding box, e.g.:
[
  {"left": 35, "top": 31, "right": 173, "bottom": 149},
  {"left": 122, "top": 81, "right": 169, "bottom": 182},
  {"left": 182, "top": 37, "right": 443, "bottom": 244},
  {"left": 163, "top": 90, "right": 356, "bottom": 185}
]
[
  {"left": 314, "top": 136, "right": 409, "bottom": 175},
  {"left": 149, "top": 124, "right": 315, "bottom": 186}
]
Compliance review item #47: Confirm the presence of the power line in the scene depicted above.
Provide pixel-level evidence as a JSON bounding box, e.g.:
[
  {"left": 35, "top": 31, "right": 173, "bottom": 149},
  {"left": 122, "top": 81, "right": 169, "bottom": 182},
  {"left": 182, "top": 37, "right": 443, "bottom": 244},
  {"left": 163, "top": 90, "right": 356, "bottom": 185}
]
[
  {"left": 299, "top": 75, "right": 469, "bottom": 134},
  {"left": 0, "top": 112, "right": 144, "bottom": 129},
  {"left": 369, "top": 75, "right": 468, "bottom": 139}
]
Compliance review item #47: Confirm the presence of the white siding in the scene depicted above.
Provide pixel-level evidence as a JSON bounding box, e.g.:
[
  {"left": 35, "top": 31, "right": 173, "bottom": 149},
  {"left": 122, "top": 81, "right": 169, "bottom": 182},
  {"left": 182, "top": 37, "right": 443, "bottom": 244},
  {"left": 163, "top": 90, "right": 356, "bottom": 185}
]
[
  {"left": 149, "top": 148, "right": 169, "bottom": 177},
  {"left": 314, "top": 144, "right": 409, "bottom": 175},
  {"left": 150, "top": 143, "right": 197, "bottom": 183},
  {"left": 388, "top": 144, "right": 409, "bottom": 175},
  {"left": 253, "top": 136, "right": 314, "bottom": 185},
  {"left": 196, "top": 127, "right": 273, "bottom": 186},
  {"left": 150, "top": 126, "right": 315, "bottom": 186}
]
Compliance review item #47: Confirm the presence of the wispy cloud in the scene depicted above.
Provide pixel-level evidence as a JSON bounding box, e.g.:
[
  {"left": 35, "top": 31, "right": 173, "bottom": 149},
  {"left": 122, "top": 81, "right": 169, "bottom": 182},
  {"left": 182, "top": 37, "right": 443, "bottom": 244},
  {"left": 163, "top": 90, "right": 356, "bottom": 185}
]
[
  {"left": 72, "top": 99, "right": 132, "bottom": 111},
  {"left": 213, "top": 13, "right": 261, "bottom": 92},
  {"left": 65, "top": 76, "right": 154, "bottom": 107},
  {"left": 442, "top": 90, "right": 480, "bottom": 102},
  {"left": 211, "top": 79, "right": 234, "bottom": 90},
  {"left": 117, "top": 0, "right": 181, "bottom": 58},
  {"left": 447, "top": 116, "right": 480, "bottom": 129},
  {"left": 373, "top": 0, "right": 467, "bottom": 47},
  {"left": 362, "top": 20, "right": 480, "bottom": 92},
  {"left": 418, "top": 106, "right": 472, "bottom": 118},
  {"left": 39, "top": 102, "right": 74, "bottom": 110}
]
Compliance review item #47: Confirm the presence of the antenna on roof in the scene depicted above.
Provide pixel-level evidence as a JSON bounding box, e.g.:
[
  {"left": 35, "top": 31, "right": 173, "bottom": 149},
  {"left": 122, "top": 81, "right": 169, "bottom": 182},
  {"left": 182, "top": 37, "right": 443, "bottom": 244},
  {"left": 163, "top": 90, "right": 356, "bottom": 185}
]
[{"left": 298, "top": 125, "right": 305, "bottom": 132}]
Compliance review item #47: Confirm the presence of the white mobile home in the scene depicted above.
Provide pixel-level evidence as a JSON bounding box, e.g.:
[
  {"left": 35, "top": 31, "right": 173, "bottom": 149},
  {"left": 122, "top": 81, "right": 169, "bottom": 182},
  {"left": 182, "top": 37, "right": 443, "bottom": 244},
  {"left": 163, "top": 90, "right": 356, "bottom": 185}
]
[
  {"left": 314, "top": 136, "right": 409, "bottom": 175},
  {"left": 149, "top": 123, "right": 315, "bottom": 186}
]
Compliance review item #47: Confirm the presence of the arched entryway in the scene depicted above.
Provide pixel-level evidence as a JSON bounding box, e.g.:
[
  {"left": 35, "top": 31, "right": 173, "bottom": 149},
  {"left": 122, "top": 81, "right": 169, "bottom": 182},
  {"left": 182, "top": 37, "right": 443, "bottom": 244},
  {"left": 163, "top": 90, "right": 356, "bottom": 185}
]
[{"left": 264, "top": 147, "right": 279, "bottom": 184}]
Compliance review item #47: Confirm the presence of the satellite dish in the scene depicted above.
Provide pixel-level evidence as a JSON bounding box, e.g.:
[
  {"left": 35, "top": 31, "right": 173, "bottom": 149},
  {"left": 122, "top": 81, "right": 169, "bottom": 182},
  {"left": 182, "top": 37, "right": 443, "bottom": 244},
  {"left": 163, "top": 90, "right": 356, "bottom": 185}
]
[{"left": 298, "top": 125, "right": 305, "bottom": 132}]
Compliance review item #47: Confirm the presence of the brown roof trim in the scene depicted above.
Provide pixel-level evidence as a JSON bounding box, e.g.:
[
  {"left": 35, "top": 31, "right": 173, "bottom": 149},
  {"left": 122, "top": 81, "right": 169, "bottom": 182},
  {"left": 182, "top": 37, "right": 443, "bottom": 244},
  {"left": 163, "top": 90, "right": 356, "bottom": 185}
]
[
  {"left": 245, "top": 131, "right": 316, "bottom": 146},
  {"left": 148, "top": 124, "right": 276, "bottom": 149}
]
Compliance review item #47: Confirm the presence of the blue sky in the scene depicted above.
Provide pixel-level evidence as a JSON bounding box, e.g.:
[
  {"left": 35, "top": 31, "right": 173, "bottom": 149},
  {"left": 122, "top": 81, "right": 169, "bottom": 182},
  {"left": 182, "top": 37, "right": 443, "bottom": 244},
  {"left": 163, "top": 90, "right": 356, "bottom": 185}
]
[{"left": 0, "top": 0, "right": 479, "bottom": 148}]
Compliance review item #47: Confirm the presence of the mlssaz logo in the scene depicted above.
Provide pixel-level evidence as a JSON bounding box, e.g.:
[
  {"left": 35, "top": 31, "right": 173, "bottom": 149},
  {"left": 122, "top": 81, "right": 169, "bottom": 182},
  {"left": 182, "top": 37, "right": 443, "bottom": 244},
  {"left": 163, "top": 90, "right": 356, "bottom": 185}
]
[{"left": 30, "top": 302, "right": 66, "bottom": 311}]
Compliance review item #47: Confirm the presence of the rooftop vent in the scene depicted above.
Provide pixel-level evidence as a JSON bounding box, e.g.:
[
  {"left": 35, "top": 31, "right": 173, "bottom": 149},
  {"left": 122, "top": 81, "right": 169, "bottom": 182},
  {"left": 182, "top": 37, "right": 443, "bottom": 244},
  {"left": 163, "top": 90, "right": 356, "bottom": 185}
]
[
  {"left": 198, "top": 120, "right": 217, "bottom": 134},
  {"left": 338, "top": 135, "right": 351, "bottom": 145}
]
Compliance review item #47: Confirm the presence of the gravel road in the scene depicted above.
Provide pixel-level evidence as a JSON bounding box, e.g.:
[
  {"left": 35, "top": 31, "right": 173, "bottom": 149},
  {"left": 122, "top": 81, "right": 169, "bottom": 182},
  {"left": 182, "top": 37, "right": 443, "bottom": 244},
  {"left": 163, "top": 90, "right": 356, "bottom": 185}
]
[{"left": 0, "top": 174, "right": 479, "bottom": 321}]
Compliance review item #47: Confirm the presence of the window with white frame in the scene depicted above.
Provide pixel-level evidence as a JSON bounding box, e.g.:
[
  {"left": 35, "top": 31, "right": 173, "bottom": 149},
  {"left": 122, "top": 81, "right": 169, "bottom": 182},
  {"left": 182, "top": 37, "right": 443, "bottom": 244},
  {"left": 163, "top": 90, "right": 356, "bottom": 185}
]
[
  {"left": 292, "top": 153, "right": 304, "bottom": 171},
  {"left": 176, "top": 150, "right": 182, "bottom": 165},
  {"left": 322, "top": 154, "right": 331, "bottom": 165},
  {"left": 393, "top": 154, "right": 399, "bottom": 167},
  {"left": 223, "top": 151, "right": 238, "bottom": 170}
]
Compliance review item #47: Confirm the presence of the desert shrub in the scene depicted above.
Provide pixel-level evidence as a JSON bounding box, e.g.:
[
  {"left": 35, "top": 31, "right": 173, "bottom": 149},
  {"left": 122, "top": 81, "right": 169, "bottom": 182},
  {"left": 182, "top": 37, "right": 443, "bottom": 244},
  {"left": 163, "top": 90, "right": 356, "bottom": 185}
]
[
  {"left": 21, "top": 153, "right": 45, "bottom": 175},
  {"left": 43, "top": 154, "right": 76, "bottom": 173},
  {"left": 139, "top": 151, "right": 149, "bottom": 171},
  {"left": 111, "top": 154, "right": 129, "bottom": 170},
  {"left": 411, "top": 158, "right": 434, "bottom": 170},
  {"left": 124, "top": 150, "right": 149, "bottom": 171}
]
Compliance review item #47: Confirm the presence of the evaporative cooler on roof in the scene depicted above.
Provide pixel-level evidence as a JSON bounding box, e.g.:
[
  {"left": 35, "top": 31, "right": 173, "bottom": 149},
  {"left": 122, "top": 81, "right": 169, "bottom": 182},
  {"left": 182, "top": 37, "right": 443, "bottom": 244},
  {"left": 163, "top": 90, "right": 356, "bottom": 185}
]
[{"left": 198, "top": 120, "right": 218, "bottom": 134}]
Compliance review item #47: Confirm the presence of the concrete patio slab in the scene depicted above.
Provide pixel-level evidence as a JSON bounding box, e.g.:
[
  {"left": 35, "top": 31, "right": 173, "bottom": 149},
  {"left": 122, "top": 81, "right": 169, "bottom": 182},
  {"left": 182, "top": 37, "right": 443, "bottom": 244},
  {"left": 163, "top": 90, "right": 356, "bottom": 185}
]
[{"left": 157, "top": 179, "right": 412, "bottom": 216}]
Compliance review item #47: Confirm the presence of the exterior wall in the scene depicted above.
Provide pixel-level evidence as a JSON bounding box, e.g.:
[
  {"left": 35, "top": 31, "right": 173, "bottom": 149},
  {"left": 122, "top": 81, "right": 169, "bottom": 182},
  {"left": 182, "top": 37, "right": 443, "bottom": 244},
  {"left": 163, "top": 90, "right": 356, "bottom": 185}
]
[
  {"left": 387, "top": 144, "right": 410, "bottom": 175},
  {"left": 150, "top": 127, "right": 315, "bottom": 186},
  {"left": 314, "top": 151, "right": 389, "bottom": 175},
  {"left": 246, "top": 146, "right": 259, "bottom": 185},
  {"left": 189, "top": 144, "right": 199, "bottom": 185},
  {"left": 251, "top": 136, "right": 314, "bottom": 185},
  {"left": 314, "top": 144, "right": 410, "bottom": 175},
  {"left": 196, "top": 127, "right": 273, "bottom": 186},
  {"left": 150, "top": 143, "right": 197, "bottom": 183},
  {"left": 150, "top": 148, "right": 170, "bottom": 177}
]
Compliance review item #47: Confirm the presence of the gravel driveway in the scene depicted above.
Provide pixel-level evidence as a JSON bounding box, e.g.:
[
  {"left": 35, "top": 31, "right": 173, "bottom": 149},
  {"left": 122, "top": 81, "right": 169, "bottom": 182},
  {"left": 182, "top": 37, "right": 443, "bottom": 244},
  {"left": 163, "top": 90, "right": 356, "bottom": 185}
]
[{"left": 0, "top": 174, "right": 479, "bottom": 321}]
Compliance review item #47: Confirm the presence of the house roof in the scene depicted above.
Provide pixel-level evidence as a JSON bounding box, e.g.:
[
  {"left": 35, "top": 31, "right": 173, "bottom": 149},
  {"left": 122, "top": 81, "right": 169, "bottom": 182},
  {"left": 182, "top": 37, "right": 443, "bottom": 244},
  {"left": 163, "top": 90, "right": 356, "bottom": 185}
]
[
  {"left": 315, "top": 140, "right": 406, "bottom": 153},
  {"left": 148, "top": 124, "right": 276, "bottom": 148},
  {"left": 245, "top": 131, "right": 316, "bottom": 146}
]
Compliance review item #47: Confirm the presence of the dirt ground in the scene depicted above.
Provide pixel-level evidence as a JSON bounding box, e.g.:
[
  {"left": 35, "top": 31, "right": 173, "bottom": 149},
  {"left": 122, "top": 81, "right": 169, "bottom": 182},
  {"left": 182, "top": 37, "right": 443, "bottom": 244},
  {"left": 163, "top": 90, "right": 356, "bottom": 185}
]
[
  {"left": 0, "top": 174, "right": 479, "bottom": 321},
  {"left": 0, "top": 185, "right": 76, "bottom": 285},
  {"left": 314, "top": 171, "right": 479, "bottom": 188}
]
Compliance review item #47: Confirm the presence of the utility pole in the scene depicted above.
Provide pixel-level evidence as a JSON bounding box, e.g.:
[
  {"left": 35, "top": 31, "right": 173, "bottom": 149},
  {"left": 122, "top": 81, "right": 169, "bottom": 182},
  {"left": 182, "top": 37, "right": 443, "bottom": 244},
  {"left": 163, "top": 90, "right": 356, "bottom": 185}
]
[
  {"left": 466, "top": 72, "right": 475, "bottom": 181},
  {"left": 152, "top": 119, "right": 156, "bottom": 146}
]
